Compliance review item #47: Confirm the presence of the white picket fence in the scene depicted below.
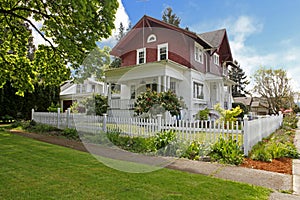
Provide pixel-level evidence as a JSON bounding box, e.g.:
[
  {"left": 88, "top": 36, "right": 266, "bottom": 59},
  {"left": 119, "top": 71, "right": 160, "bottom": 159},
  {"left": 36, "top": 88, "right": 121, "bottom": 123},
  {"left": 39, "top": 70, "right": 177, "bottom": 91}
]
[{"left": 31, "top": 109, "right": 283, "bottom": 156}]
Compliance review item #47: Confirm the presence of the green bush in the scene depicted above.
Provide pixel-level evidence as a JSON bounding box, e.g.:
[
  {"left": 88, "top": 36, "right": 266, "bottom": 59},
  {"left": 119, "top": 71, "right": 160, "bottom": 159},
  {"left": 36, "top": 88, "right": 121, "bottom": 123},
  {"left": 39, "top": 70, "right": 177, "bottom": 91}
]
[
  {"left": 47, "top": 103, "right": 61, "bottom": 113},
  {"left": 282, "top": 113, "right": 298, "bottom": 129},
  {"left": 62, "top": 128, "right": 79, "bottom": 140},
  {"left": 250, "top": 129, "right": 299, "bottom": 162},
  {"left": 209, "top": 137, "right": 244, "bottom": 165},
  {"left": 154, "top": 130, "right": 176, "bottom": 150},
  {"left": 181, "top": 141, "right": 210, "bottom": 160},
  {"left": 195, "top": 108, "right": 210, "bottom": 120}
]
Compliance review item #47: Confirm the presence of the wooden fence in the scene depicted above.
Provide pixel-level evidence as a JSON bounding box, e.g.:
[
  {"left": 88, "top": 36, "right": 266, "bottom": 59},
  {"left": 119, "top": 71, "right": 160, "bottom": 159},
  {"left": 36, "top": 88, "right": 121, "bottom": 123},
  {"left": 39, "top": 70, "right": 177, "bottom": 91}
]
[{"left": 31, "top": 109, "right": 283, "bottom": 156}]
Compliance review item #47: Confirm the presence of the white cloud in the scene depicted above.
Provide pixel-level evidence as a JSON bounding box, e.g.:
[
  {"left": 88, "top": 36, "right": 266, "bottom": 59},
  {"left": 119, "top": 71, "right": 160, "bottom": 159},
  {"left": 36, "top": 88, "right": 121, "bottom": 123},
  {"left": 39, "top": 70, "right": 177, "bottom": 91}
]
[{"left": 102, "top": 0, "right": 131, "bottom": 48}]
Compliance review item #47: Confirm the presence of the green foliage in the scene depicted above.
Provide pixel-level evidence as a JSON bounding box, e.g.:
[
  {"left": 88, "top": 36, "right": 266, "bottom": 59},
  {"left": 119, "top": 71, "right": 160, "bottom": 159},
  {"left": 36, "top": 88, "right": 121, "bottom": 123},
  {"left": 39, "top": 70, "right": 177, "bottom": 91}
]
[
  {"left": 0, "top": 115, "right": 14, "bottom": 123},
  {"left": 195, "top": 108, "right": 210, "bottom": 120},
  {"left": 107, "top": 130, "right": 177, "bottom": 154},
  {"left": 252, "top": 67, "right": 294, "bottom": 114},
  {"left": 82, "top": 94, "right": 109, "bottom": 115},
  {"left": 153, "top": 130, "right": 176, "bottom": 150},
  {"left": 0, "top": 83, "right": 60, "bottom": 119},
  {"left": 70, "top": 102, "right": 79, "bottom": 113},
  {"left": 282, "top": 113, "right": 298, "bottom": 129},
  {"left": 0, "top": 0, "right": 118, "bottom": 95},
  {"left": 62, "top": 128, "right": 79, "bottom": 140},
  {"left": 134, "top": 89, "right": 181, "bottom": 117},
  {"left": 162, "top": 7, "right": 181, "bottom": 27},
  {"left": 209, "top": 137, "right": 244, "bottom": 165},
  {"left": 181, "top": 141, "right": 210, "bottom": 160},
  {"left": 107, "top": 131, "right": 156, "bottom": 153},
  {"left": 47, "top": 103, "right": 60, "bottom": 113},
  {"left": 232, "top": 102, "right": 248, "bottom": 119},
  {"left": 228, "top": 61, "right": 249, "bottom": 97},
  {"left": 214, "top": 103, "right": 243, "bottom": 123},
  {"left": 250, "top": 126, "right": 299, "bottom": 162}
]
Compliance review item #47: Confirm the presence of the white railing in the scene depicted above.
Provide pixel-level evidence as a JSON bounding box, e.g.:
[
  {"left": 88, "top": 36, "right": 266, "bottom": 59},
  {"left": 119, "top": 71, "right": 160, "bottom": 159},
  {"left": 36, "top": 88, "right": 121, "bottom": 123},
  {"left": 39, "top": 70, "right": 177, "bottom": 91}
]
[
  {"left": 109, "top": 99, "right": 135, "bottom": 109},
  {"left": 31, "top": 109, "right": 283, "bottom": 156}
]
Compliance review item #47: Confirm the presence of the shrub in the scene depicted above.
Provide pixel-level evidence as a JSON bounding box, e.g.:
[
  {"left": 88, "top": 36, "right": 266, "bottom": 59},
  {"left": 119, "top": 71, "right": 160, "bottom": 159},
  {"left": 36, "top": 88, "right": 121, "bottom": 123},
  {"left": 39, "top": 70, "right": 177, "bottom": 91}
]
[
  {"left": 195, "top": 108, "right": 210, "bottom": 120},
  {"left": 209, "top": 137, "right": 244, "bottom": 165},
  {"left": 181, "top": 141, "right": 210, "bottom": 160},
  {"left": 62, "top": 128, "right": 79, "bottom": 140},
  {"left": 282, "top": 113, "right": 298, "bottom": 129},
  {"left": 47, "top": 103, "right": 61, "bottom": 113},
  {"left": 154, "top": 130, "right": 176, "bottom": 150}
]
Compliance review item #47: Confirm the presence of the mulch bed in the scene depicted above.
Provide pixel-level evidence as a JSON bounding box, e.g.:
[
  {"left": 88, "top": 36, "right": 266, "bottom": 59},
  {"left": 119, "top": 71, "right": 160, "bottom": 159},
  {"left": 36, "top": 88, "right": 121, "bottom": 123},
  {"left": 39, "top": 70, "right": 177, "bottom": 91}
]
[{"left": 241, "top": 157, "right": 292, "bottom": 175}]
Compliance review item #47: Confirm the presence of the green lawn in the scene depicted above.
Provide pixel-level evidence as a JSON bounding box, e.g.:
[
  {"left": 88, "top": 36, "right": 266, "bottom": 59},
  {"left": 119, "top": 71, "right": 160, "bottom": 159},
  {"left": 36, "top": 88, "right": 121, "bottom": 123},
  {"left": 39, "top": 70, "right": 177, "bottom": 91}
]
[{"left": 0, "top": 130, "right": 270, "bottom": 200}]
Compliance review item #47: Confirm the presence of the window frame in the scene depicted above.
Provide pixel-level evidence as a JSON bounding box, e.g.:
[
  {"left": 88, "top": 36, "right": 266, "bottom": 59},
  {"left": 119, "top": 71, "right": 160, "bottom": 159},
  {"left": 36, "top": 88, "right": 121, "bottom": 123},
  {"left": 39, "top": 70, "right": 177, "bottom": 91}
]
[
  {"left": 137, "top": 48, "right": 146, "bottom": 64},
  {"left": 194, "top": 43, "right": 203, "bottom": 63},
  {"left": 213, "top": 53, "right": 220, "bottom": 66},
  {"left": 193, "top": 82, "right": 204, "bottom": 100},
  {"left": 157, "top": 43, "right": 168, "bottom": 61},
  {"left": 147, "top": 34, "right": 157, "bottom": 43}
]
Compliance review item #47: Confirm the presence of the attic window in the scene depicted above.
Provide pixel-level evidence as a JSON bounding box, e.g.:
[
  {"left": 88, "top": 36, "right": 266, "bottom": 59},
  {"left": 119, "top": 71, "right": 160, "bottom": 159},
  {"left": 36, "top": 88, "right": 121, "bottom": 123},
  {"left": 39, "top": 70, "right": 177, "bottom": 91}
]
[{"left": 147, "top": 34, "right": 156, "bottom": 43}]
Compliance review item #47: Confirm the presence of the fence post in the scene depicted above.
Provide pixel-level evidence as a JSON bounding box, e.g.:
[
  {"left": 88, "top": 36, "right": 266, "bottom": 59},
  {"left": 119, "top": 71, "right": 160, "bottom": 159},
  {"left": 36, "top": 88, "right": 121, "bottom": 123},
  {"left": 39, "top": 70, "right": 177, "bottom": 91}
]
[
  {"left": 57, "top": 108, "right": 60, "bottom": 129},
  {"left": 31, "top": 109, "right": 35, "bottom": 121},
  {"left": 103, "top": 114, "right": 107, "bottom": 132},
  {"left": 67, "top": 108, "right": 71, "bottom": 128},
  {"left": 243, "top": 116, "right": 249, "bottom": 156},
  {"left": 157, "top": 114, "right": 162, "bottom": 132}
]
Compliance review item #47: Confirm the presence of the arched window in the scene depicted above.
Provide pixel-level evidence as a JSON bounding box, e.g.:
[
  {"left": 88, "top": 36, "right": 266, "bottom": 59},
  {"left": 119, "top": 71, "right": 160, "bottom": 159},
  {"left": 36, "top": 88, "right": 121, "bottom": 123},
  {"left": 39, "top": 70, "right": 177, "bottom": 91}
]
[{"left": 147, "top": 34, "right": 156, "bottom": 43}]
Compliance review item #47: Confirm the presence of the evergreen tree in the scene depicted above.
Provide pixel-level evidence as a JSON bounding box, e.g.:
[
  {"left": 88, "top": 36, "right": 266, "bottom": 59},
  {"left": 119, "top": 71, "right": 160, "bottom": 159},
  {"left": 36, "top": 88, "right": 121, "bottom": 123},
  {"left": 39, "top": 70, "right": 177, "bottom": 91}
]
[
  {"left": 162, "top": 7, "right": 181, "bottom": 27},
  {"left": 229, "top": 61, "right": 250, "bottom": 97}
]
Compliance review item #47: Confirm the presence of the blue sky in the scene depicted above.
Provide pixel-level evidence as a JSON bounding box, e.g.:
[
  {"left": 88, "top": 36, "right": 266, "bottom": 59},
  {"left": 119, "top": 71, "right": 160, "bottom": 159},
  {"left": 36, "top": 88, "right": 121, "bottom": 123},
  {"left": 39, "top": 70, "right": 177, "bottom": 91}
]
[{"left": 111, "top": 0, "right": 300, "bottom": 92}]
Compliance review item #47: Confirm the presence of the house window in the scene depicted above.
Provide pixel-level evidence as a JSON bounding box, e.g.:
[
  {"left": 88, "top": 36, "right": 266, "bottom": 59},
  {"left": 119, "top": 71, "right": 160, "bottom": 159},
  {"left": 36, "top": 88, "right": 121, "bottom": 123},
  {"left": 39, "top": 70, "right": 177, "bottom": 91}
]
[
  {"left": 146, "top": 83, "right": 157, "bottom": 92},
  {"left": 158, "top": 43, "right": 168, "bottom": 61},
  {"left": 194, "top": 44, "right": 203, "bottom": 63},
  {"left": 111, "top": 84, "right": 121, "bottom": 94},
  {"left": 213, "top": 53, "right": 219, "bottom": 66},
  {"left": 137, "top": 48, "right": 146, "bottom": 64},
  {"left": 193, "top": 82, "right": 204, "bottom": 99},
  {"left": 170, "top": 81, "right": 176, "bottom": 93},
  {"left": 147, "top": 34, "right": 156, "bottom": 43}
]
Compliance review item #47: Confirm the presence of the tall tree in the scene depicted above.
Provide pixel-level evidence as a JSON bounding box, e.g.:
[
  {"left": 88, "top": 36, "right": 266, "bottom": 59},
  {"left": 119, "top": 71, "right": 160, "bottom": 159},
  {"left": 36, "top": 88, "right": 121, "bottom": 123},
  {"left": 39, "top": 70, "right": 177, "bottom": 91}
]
[
  {"left": 0, "top": 0, "right": 118, "bottom": 95},
  {"left": 253, "top": 67, "right": 294, "bottom": 114},
  {"left": 228, "top": 61, "right": 249, "bottom": 97},
  {"left": 162, "top": 7, "right": 181, "bottom": 27}
]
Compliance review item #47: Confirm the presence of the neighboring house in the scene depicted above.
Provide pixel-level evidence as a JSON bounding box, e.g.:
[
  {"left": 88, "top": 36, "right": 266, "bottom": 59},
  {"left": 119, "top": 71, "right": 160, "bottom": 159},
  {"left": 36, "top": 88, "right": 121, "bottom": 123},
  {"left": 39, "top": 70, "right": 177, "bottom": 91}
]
[
  {"left": 234, "top": 97, "right": 269, "bottom": 116},
  {"left": 105, "top": 15, "right": 237, "bottom": 120},
  {"left": 60, "top": 77, "right": 106, "bottom": 112}
]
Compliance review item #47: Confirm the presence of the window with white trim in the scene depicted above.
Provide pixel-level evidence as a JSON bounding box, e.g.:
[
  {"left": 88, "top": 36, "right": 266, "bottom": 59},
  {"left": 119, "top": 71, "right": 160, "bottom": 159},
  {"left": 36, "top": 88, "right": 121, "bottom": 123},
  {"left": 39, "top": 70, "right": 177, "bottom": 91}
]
[
  {"left": 193, "top": 82, "right": 204, "bottom": 99},
  {"left": 147, "top": 34, "right": 156, "bottom": 43},
  {"left": 157, "top": 43, "right": 168, "bottom": 61},
  {"left": 137, "top": 48, "right": 146, "bottom": 64},
  {"left": 194, "top": 44, "right": 203, "bottom": 63},
  {"left": 213, "top": 53, "right": 219, "bottom": 66},
  {"left": 170, "top": 81, "right": 176, "bottom": 93}
]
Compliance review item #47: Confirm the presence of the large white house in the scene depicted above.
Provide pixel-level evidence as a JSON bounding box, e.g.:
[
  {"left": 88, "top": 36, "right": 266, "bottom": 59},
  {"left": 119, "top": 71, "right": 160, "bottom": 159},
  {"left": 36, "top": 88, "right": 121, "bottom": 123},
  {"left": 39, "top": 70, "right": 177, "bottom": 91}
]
[{"left": 105, "top": 15, "right": 237, "bottom": 120}]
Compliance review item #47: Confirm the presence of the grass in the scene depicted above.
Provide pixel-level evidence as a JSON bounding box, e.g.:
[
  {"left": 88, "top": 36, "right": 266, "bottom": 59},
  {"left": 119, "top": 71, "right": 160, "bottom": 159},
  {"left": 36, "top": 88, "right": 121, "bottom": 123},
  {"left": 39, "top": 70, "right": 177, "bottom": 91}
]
[{"left": 0, "top": 130, "right": 271, "bottom": 200}]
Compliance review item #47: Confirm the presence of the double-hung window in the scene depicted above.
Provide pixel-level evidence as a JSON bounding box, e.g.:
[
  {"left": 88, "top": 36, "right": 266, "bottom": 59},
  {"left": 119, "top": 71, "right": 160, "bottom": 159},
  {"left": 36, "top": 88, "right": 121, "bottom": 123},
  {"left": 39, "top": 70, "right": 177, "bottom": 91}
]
[
  {"left": 193, "top": 82, "right": 204, "bottom": 99},
  {"left": 157, "top": 43, "right": 168, "bottom": 61},
  {"left": 137, "top": 48, "right": 146, "bottom": 64},
  {"left": 213, "top": 53, "right": 219, "bottom": 66},
  {"left": 194, "top": 44, "right": 203, "bottom": 63}
]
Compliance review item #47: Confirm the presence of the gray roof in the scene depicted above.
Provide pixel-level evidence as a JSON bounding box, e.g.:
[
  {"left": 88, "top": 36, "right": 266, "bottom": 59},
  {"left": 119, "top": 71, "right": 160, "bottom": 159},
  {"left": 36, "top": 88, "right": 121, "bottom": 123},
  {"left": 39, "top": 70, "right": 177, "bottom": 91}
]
[{"left": 198, "top": 29, "right": 226, "bottom": 48}]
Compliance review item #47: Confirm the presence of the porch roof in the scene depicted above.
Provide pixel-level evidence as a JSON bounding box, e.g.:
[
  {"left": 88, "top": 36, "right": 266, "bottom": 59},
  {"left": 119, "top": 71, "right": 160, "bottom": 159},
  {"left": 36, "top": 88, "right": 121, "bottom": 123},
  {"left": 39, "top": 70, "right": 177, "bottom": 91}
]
[{"left": 104, "top": 60, "right": 187, "bottom": 83}]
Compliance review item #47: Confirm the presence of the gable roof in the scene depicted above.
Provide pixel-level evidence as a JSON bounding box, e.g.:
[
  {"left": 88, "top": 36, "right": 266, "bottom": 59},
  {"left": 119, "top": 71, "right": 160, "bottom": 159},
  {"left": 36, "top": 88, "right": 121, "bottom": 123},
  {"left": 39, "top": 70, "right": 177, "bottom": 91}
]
[
  {"left": 198, "top": 29, "right": 226, "bottom": 49},
  {"left": 111, "top": 15, "right": 213, "bottom": 57}
]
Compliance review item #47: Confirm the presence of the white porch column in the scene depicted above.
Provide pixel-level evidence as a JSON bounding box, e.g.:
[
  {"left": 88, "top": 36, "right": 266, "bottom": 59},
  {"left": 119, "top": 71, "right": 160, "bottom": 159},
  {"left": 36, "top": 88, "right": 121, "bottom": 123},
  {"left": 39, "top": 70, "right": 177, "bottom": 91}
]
[
  {"left": 108, "top": 83, "right": 112, "bottom": 100},
  {"left": 158, "top": 76, "right": 161, "bottom": 93},
  {"left": 167, "top": 76, "right": 170, "bottom": 91},
  {"left": 163, "top": 76, "right": 167, "bottom": 92}
]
